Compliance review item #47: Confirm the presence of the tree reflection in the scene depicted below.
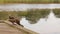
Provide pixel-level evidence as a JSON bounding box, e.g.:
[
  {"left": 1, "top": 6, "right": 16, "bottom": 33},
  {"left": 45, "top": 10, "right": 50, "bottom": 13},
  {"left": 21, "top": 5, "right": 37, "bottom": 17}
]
[
  {"left": 53, "top": 9, "right": 60, "bottom": 18},
  {"left": 25, "top": 9, "right": 50, "bottom": 24},
  {"left": 0, "top": 9, "right": 50, "bottom": 24}
]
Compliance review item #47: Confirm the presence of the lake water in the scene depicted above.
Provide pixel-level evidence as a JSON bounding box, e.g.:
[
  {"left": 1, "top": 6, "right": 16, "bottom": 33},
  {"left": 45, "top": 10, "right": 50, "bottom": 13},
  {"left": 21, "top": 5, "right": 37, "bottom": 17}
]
[
  {"left": 0, "top": 4, "right": 60, "bottom": 11},
  {"left": 20, "top": 10, "right": 60, "bottom": 34},
  {"left": 0, "top": 4, "right": 60, "bottom": 34}
]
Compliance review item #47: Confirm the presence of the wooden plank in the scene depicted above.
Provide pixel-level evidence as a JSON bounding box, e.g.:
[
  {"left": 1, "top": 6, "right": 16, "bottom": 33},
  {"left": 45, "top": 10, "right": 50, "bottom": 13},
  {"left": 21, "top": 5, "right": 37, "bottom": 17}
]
[
  {"left": 4, "top": 20, "right": 39, "bottom": 34},
  {"left": 0, "top": 23, "right": 24, "bottom": 34}
]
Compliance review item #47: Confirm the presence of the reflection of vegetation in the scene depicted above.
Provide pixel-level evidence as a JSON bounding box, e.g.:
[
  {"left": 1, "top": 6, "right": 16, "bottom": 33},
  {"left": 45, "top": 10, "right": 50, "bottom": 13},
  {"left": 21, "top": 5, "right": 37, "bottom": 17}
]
[
  {"left": 1, "top": 9, "right": 60, "bottom": 24},
  {"left": 25, "top": 9, "right": 50, "bottom": 24},
  {"left": 0, "top": 11, "right": 8, "bottom": 20},
  {"left": 17, "top": 11, "right": 28, "bottom": 17},
  {"left": 0, "top": 11, "right": 17, "bottom": 20},
  {"left": 7, "top": 11, "right": 17, "bottom": 16},
  {"left": 53, "top": 9, "right": 60, "bottom": 18},
  {"left": 0, "top": 9, "right": 50, "bottom": 24}
]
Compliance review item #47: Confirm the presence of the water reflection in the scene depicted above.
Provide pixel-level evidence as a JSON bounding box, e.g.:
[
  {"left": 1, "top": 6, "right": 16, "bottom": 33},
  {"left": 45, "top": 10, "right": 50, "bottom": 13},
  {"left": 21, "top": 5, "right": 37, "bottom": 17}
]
[
  {"left": 20, "top": 10, "right": 60, "bottom": 34},
  {"left": 1, "top": 4, "right": 60, "bottom": 11},
  {"left": 53, "top": 9, "right": 60, "bottom": 18},
  {"left": 0, "top": 4, "right": 60, "bottom": 34},
  {"left": 25, "top": 9, "right": 50, "bottom": 24}
]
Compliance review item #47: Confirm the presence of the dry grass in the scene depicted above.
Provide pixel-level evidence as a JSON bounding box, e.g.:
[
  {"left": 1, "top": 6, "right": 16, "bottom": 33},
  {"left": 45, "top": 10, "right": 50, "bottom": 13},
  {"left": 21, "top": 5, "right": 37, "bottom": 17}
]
[{"left": 0, "top": 0, "right": 60, "bottom": 4}]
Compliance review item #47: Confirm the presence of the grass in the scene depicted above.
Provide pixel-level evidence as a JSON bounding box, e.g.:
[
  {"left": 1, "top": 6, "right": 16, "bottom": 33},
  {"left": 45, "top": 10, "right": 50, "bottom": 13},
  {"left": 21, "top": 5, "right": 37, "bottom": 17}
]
[
  {"left": 4, "top": 0, "right": 52, "bottom": 4},
  {"left": 0, "top": 0, "right": 4, "bottom": 4},
  {"left": 0, "top": 0, "right": 60, "bottom": 4}
]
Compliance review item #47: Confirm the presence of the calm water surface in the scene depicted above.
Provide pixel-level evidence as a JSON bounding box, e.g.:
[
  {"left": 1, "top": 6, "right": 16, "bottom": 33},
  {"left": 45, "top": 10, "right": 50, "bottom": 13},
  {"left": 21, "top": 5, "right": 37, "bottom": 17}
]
[
  {"left": 0, "top": 4, "right": 60, "bottom": 11},
  {"left": 0, "top": 4, "right": 60, "bottom": 34},
  {"left": 20, "top": 11, "right": 60, "bottom": 34}
]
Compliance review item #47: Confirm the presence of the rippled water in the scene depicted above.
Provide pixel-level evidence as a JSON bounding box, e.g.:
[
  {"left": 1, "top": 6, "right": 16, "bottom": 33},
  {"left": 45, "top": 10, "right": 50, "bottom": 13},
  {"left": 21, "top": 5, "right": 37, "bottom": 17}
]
[{"left": 20, "top": 10, "right": 60, "bottom": 34}]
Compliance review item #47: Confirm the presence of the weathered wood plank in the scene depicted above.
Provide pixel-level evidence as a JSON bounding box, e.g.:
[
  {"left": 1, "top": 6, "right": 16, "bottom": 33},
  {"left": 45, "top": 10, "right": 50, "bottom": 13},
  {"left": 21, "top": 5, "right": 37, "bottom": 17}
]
[
  {"left": 4, "top": 20, "right": 39, "bottom": 34},
  {"left": 0, "top": 23, "right": 24, "bottom": 34}
]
